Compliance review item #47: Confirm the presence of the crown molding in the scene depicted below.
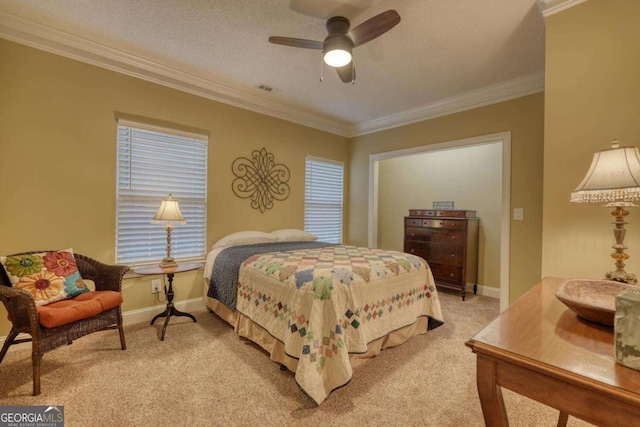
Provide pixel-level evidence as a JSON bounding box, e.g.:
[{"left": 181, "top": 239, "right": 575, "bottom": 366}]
[
  {"left": 0, "top": 11, "right": 350, "bottom": 137},
  {"left": 0, "top": 10, "right": 545, "bottom": 139},
  {"left": 537, "top": 0, "right": 588, "bottom": 17},
  {"left": 348, "top": 71, "right": 545, "bottom": 137}
]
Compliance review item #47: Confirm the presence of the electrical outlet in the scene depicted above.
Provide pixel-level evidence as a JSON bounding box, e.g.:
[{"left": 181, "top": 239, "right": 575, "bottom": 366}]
[{"left": 151, "top": 279, "right": 162, "bottom": 294}]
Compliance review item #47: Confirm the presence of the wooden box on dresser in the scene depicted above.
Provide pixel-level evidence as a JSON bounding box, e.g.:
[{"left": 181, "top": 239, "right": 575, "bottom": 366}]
[{"left": 404, "top": 209, "right": 479, "bottom": 301}]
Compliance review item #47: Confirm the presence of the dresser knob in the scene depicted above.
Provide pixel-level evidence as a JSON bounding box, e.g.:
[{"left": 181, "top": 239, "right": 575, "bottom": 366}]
[
  {"left": 451, "top": 236, "right": 456, "bottom": 240},
  {"left": 450, "top": 273, "right": 455, "bottom": 277},
  {"left": 450, "top": 254, "right": 455, "bottom": 258},
  {"left": 411, "top": 249, "right": 415, "bottom": 253},
  {"left": 410, "top": 233, "right": 415, "bottom": 237}
]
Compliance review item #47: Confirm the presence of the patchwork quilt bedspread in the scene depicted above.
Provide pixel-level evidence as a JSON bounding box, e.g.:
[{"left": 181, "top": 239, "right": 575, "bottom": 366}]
[{"left": 235, "top": 244, "right": 444, "bottom": 404}]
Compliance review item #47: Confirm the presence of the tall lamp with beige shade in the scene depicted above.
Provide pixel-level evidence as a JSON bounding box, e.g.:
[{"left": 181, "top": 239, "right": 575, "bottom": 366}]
[
  {"left": 571, "top": 140, "right": 640, "bottom": 284},
  {"left": 151, "top": 194, "right": 185, "bottom": 269}
]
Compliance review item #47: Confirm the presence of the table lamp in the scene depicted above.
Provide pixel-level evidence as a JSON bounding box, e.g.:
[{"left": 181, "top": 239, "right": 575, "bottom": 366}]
[
  {"left": 571, "top": 139, "right": 640, "bottom": 284},
  {"left": 151, "top": 193, "right": 186, "bottom": 269}
]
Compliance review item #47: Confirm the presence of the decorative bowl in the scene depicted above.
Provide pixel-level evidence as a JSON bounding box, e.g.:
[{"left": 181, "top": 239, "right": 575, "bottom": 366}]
[{"left": 555, "top": 278, "right": 638, "bottom": 326}]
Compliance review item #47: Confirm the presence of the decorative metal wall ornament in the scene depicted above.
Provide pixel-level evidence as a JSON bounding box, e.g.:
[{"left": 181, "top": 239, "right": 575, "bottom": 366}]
[{"left": 231, "top": 147, "right": 291, "bottom": 213}]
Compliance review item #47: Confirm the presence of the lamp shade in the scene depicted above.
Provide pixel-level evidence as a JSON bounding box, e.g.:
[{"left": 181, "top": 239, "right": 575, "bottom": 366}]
[
  {"left": 571, "top": 140, "right": 640, "bottom": 204},
  {"left": 151, "top": 194, "right": 186, "bottom": 224}
]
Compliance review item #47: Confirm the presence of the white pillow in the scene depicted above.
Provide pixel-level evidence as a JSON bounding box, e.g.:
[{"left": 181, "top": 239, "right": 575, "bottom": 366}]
[
  {"left": 212, "top": 231, "right": 277, "bottom": 249},
  {"left": 270, "top": 229, "right": 318, "bottom": 242}
]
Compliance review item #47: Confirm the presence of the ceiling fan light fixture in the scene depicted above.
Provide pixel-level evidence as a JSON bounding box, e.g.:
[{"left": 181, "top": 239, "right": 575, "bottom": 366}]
[
  {"left": 268, "top": 10, "right": 400, "bottom": 82},
  {"left": 323, "top": 35, "right": 353, "bottom": 68},
  {"left": 323, "top": 47, "right": 352, "bottom": 67}
]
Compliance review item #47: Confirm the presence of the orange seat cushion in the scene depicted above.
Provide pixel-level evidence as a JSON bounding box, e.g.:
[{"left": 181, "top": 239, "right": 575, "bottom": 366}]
[{"left": 36, "top": 291, "right": 123, "bottom": 328}]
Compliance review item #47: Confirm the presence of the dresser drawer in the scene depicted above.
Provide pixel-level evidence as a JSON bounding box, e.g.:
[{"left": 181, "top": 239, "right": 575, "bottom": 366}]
[
  {"left": 423, "top": 219, "right": 445, "bottom": 228},
  {"left": 435, "top": 210, "right": 476, "bottom": 218},
  {"left": 409, "top": 209, "right": 435, "bottom": 217},
  {"left": 404, "top": 228, "right": 425, "bottom": 241},
  {"left": 404, "top": 218, "right": 446, "bottom": 228},
  {"left": 430, "top": 263, "right": 463, "bottom": 285},
  {"left": 405, "top": 218, "right": 424, "bottom": 227},
  {"left": 405, "top": 227, "right": 464, "bottom": 245},
  {"left": 405, "top": 218, "right": 466, "bottom": 229},
  {"left": 436, "top": 210, "right": 466, "bottom": 217},
  {"left": 443, "top": 220, "right": 466, "bottom": 230},
  {"left": 404, "top": 244, "right": 462, "bottom": 266},
  {"left": 421, "top": 219, "right": 466, "bottom": 230}
]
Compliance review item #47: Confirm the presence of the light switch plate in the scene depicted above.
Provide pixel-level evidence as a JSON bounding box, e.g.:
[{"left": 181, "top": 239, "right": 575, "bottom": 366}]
[{"left": 513, "top": 208, "right": 524, "bottom": 221}]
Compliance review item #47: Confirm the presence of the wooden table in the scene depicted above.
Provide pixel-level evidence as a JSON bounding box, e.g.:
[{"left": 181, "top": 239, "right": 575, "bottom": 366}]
[
  {"left": 466, "top": 277, "right": 640, "bottom": 427},
  {"left": 133, "top": 262, "right": 203, "bottom": 341}
]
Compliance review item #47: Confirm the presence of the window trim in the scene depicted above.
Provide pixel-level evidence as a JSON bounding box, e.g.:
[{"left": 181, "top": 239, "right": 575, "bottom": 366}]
[{"left": 117, "top": 119, "right": 208, "bottom": 143}]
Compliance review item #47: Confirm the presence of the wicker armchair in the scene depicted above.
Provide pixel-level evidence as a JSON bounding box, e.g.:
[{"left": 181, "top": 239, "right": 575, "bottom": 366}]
[{"left": 0, "top": 251, "right": 128, "bottom": 396}]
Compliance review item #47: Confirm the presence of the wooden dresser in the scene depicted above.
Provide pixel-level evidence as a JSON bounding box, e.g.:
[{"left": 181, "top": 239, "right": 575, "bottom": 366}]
[{"left": 404, "top": 209, "right": 479, "bottom": 300}]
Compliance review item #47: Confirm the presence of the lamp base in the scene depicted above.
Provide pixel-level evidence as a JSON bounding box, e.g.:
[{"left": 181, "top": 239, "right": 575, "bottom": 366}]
[
  {"left": 604, "top": 204, "right": 638, "bottom": 285},
  {"left": 605, "top": 270, "right": 638, "bottom": 285},
  {"left": 159, "top": 257, "right": 178, "bottom": 270}
]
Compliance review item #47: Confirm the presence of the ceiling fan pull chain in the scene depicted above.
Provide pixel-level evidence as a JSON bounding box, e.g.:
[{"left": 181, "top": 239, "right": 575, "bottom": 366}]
[
  {"left": 320, "top": 55, "right": 324, "bottom": 82},
  {"left": 351, "top": 54, "right": 355, "bottom": 84}
]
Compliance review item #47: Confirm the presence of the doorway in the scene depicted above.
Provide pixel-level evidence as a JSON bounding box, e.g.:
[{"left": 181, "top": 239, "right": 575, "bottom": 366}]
[{"left": 368, "top": 132, "right": 511, "bottom": 311}]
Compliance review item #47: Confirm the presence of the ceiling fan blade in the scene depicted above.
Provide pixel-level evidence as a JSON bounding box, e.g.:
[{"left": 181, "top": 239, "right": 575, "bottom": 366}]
[
  {"left": 336, "top": 62, "right": 355, "bottom": 83},
  {"left": 268, "top": 36, "right": 323, "bottom": 49},
  {"left": 347, "top": 9, "right": 401, "bottom": 47}
]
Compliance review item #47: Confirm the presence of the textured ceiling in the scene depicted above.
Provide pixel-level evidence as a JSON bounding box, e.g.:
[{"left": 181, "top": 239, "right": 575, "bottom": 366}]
[{"left": 0, "top": 0, "right": 547, "bottom": 133}]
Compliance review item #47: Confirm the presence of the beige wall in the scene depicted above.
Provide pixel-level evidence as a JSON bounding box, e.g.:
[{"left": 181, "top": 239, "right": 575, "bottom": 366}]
[
  {"left": 542, "top": 0, "right": 640, "bottom": 279},
  {"left": 5, "top": 0, "right": 633, "bottom": 340},
  {"left": 0, "top": 40, "right": 348, "bottom": 336},
  {"left": 349, "top": 94, "right": 545, "bottom": 303},
  {"left": 378, "top": 143, "right": 502, "bottom": 288}
]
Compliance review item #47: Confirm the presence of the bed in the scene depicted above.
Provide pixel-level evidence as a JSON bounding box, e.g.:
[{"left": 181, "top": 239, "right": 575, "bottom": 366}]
[{"left": 203, "top": 230, "right": 444, "bottom": 404}]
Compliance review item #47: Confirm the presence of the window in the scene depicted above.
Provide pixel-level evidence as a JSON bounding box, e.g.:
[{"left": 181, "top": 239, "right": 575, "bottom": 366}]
[
  {"left": 116, "top": 120, "right": 207, "bottom": 265},
  {"left": 304, "top": 156, "right": 344, "bottom": 244}
]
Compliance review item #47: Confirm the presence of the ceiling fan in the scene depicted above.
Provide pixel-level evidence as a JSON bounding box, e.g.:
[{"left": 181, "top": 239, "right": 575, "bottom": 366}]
[{"left": 268, "top": 9, "right": 401, "bottom": 83}]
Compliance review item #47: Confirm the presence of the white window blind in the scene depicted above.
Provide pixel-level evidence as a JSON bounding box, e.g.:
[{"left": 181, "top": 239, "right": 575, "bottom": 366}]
[
  {"left": 304, "top": 156, "right": 344, "bottom": 244},
  {"left": 116, "top": 120, "right": 208, "bottom": 265}
]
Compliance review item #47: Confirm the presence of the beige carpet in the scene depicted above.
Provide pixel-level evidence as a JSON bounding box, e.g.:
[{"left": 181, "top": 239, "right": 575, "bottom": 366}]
[{"left": 0, "top": 290, "right": 594, "bottom": 427}]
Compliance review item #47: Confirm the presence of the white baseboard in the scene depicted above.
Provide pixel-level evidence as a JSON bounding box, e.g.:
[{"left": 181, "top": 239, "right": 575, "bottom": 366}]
[
  {"left": 466, "top": 284, "right": 500, "bottom": 299},
  {"left": 122, "top": 297, "right": 206, "bottom": 326},
  {"left": 0, "top": 297, "right": 207, "bottom": 353}
]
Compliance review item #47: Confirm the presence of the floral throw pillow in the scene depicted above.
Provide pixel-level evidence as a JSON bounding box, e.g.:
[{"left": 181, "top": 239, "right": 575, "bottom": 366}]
[{"left": 0, "top": 249, "right": 89, "bottom": 306}]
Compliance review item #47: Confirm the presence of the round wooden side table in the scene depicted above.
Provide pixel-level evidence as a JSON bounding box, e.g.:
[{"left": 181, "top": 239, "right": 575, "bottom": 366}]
[{"left": 133, "top": 261, "right": 203, "bottom": 341}]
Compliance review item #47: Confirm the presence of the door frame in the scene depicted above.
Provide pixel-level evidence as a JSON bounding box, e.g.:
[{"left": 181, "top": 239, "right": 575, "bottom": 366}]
[{"left": 367, "top": 131, "right": 511, "bottom": 311}]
